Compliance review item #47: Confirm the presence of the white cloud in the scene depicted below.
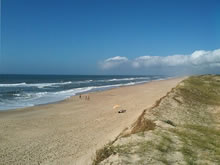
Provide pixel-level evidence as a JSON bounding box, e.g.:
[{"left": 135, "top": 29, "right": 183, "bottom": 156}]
[
  {"left": 100, "top": 56, "right": 128, "bottom": 69},
  {"left": 132, "top": 54, "right": 189, "bottom": 68},
  {"left": 100, "top": 49, "right": 220, "bottom": 72},
  {"left": 105, "top": 56, "right": 128, "bottom": 62}
]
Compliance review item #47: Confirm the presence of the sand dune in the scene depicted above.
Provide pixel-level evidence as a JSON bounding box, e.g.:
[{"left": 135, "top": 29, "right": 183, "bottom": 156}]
[
  {"left": 96, "top": 75, "right": 220, "bottom": 165},
  {"left": 0, "top": 77, "right": 184, "bottom": 165}
]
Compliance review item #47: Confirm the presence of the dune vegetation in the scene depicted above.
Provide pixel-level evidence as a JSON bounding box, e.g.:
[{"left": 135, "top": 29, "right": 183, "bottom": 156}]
[{"left": 93, "top": 75, "right": 220, "bottom": 165}]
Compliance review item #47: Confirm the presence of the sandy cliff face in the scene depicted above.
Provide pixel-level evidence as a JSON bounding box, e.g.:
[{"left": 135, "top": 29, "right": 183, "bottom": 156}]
[{"left": 94, "top": 75, "right": 220, "bottom": 165}]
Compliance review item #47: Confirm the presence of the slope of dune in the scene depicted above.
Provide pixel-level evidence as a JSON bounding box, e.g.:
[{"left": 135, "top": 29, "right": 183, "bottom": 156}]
[{"left": 94, "top": 75, "right": 220, "bottom": 165}]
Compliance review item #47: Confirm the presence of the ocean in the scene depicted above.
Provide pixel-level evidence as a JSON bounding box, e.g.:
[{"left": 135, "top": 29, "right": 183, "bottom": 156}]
[{"left": 0, "top": 74, "right": 169, "bottom": 110}]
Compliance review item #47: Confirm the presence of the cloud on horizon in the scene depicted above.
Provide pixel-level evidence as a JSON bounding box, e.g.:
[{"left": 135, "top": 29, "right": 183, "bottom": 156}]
[
  {"left": 100, "top": 56, "right": 129, "bottom": 69},
  {"left": 99, "top": 49, "right": 220, "bottom": 75}
]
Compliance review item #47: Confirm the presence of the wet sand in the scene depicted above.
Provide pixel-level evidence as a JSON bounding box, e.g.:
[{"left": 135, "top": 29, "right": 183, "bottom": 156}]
[{"left": 0, "top": 77, "right": 185, "bottom": 165}]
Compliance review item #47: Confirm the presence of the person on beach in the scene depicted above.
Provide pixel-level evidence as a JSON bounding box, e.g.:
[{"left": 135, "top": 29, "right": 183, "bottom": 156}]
[{"left": 84, "top": 95, "right": 90, "bottom": 101}]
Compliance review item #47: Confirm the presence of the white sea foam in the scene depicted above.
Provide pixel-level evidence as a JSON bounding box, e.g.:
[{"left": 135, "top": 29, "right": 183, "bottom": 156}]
[
  {"left": 96, "top": 77, "right": 149, "bottom": 82},
  {"left": 0, "top": 82, "right": 27, "bottom": 87},
  {"left": 73, "top": 80, "right": 93, "bottom": 83},
  {"left": 13, "top": 94, "right": 21, "bottom": 97},
  {"left": 0, "top": 76, "right": 165, "bottom": 111},
  {"left": 0, "top": 77, "right": 149, "bottom": 88},
  {"left": 54, "top": 81, "right": 147, "bottom": 95},
  {"left": 0, "top": 81, "right": 72, "bottom": 88},
  {"left": 0, "top": 80, "right": 150, "bottom": 111}
]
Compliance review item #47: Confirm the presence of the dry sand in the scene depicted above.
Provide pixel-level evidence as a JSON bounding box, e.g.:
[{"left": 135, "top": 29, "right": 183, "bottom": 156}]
[{"left": 0, "top": 77, "right": 185, "bottom": 165}]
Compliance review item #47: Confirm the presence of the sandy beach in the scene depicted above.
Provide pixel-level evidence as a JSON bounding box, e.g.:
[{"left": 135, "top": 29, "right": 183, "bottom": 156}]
[{"left": 0, "top": 77, "right": 184, "bottom": 165}]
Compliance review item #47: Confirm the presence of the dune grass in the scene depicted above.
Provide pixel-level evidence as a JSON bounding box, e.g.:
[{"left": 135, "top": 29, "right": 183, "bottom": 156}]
[
  {"left": 173, "top": 125, "right": 220, "bottom": 164},
  {"left": 179, "top": 75, "right": 220, "bottom": 106},
  {"left": 93, "top": 75, "right": 220, "bottom": 165}
]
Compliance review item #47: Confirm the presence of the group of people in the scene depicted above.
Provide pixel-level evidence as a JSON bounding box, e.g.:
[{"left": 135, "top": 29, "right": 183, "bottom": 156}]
[{"left": 79, "top": 94, "right": 90, "bottom": 101}]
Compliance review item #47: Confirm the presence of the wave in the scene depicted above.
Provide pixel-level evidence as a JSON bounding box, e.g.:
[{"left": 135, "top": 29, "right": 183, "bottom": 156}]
[
  {"left": 96, "top": 77, "right": 150, "bottom": 82},
  {"left": 0, "top": 77, "right": 151, "bottom": 88},
  {"left": 71, "top": 80, "right": 93, "bottom": 84},
  {"left": 0, "top": 80, "right": 97, "bottom": 88},
  {"left": 7, "top": 80, "right": 144, "bottom": 100},
  {"left": 30, "top": 81, "right": 72, "bottom": 88},
  {"left": 53, "top": 81, "right": 146, "bottom": 96},
  {"left": 0, "top": 78, "right": 155, "bottom": 110},
  {"left": 13, "top": 94, "right": 21, "bottom": 97},
  {"left": 2, "top": 80, "right": 150, "bottom": 99},
  {"left": 0, "top": 81, "right": 72, "bottom": 88},
  {"left": 0, "top": 82, "right": 27, "bottom": 87}
]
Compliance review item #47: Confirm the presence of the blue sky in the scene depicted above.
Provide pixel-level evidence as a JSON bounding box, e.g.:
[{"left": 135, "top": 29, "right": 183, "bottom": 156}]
[{"left": 1, "top": 0, "right": 220, "bottom": 75}]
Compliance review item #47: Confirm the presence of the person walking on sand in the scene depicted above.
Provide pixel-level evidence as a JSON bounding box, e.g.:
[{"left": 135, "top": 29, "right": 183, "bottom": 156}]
[{"left": 85, "top": 95, "right": 90, "bottom": 101}]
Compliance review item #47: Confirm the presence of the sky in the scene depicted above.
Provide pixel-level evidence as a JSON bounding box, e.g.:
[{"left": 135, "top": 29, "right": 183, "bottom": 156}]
[{"left": 0, "top": 0, "right": 220, "bottom": 75}]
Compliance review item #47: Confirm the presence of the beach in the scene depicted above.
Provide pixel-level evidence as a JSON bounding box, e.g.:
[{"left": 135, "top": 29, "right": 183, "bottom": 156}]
[{"left": 0, "top": 77, "right": 184, "bottom": 165}]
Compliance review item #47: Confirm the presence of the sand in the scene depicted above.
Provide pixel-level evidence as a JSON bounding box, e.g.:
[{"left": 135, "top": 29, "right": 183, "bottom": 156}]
[{"left": 0, "top": 77, "right": 185, "bottom": 165}]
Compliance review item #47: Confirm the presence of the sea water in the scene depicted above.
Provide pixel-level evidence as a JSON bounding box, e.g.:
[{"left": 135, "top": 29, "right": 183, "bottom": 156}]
[{"left": 0, "top": 74, "right": 169, "bottom": 110}]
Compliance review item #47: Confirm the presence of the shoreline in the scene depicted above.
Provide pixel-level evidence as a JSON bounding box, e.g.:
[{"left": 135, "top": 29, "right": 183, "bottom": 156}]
[
  {"left": 0, "top": 76, "right": 176, "bottom": 113},
  {"left": 0, "top": 77, "right": 185, "bottom": 165}
]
